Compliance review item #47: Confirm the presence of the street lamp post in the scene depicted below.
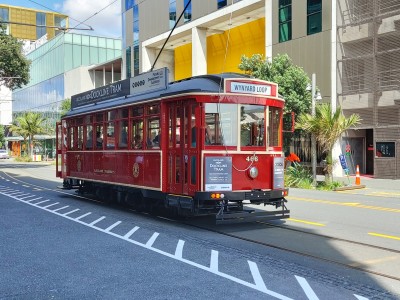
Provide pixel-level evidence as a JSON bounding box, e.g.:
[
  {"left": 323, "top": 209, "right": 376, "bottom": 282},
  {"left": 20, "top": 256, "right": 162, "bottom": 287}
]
[{"left": 311, "top": 73, "right": 317, "bottom": 187}]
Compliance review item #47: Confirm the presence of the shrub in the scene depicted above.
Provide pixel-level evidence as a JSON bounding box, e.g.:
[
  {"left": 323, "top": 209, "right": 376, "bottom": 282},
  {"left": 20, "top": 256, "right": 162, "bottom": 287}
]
[{"left": 285, "top": 162, "right": 313, "bottom": 188}]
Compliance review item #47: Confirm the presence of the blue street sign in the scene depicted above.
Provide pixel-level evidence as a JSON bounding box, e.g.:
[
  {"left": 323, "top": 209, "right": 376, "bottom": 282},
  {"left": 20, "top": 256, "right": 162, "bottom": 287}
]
[{"left": 339, "top": 154, "right": 348, "bottom": 170}]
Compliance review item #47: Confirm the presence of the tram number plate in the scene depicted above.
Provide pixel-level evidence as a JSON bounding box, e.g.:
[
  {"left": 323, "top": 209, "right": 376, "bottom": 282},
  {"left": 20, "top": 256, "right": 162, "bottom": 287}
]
[{"left": 246, "top": 155, "right": 258, "bottom": 162}]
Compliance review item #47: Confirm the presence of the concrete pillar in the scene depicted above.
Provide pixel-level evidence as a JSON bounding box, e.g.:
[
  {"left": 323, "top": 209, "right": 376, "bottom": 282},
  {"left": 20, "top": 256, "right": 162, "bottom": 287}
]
[
  {"left": 103, "top": 66, "right": 106, "bottom": 86},
  {"left": 142, "top": 46, "right": 157, "bottom": 73},
  {"left": 111, "top": 63, "right": 114, "bottom": 83},
  {"left": 192, "top": 27, "right": 207, "bottom": 76},
  {"left": 265, "top": 0, "right": 273, "bottom": 61}
]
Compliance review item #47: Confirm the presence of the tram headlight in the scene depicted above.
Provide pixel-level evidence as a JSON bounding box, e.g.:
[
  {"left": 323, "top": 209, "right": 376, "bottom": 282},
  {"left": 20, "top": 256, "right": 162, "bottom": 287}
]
[{"left": 248, "top": 166, "right": 259, "bottom": 179}]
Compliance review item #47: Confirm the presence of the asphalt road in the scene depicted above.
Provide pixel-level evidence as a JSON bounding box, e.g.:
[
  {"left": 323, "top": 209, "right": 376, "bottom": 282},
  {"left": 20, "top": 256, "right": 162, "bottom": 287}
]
[{"left": 0, "top": 161, "right": 399, "bottom": 299}]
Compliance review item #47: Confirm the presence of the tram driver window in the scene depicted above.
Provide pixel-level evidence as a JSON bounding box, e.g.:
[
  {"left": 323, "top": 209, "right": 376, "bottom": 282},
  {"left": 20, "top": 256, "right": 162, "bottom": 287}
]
[
  {"left": 240, "top": 105, "right": 265, "bottom": 146},
  {"left": 204, "top": 103, "right": 238, "bottom": 146},
  {"left": 268, "top": 107, "right": 282, "bottom": 147}
]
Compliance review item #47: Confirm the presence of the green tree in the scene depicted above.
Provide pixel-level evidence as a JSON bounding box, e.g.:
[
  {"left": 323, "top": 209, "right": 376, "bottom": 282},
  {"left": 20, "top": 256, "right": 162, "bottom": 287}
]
[
  {"left": 0, "top": 24, "right": 30, "bottom": 90},
  {"left": 0, "top": 125, "right": 5, "bottom": 148},
  {"left": 295, "top": 103, "right": 361, "bottom": 183},
  {"left": 9, "top": 112, "right": 46, "bottom": 157},
  {"left": 60, "top": 98, "right": 71, "bottom": 117},
  {"left": 239, "top": 54, "right": 312, "bottom": 117}
]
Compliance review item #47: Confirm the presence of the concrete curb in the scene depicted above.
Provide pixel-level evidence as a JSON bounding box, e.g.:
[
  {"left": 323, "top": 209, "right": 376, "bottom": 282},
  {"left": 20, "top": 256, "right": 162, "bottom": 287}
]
[{"left": 334, "top": 185, "right": 366, "bottom": 191}]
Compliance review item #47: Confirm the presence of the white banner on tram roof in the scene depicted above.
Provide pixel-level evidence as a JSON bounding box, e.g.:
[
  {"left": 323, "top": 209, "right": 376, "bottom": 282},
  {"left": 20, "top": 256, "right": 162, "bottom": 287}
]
[
  {"left": 129, "top": 67, "right": 168, "bottom": 96},
  {"left": 229, "top": 81, "right": 272, "bottom": 96}
]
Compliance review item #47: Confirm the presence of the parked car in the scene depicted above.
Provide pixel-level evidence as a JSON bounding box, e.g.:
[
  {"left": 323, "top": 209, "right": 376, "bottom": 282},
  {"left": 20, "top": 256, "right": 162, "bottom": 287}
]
[{"left": 0, "top": 149, "right": 10, "bottom": 159}]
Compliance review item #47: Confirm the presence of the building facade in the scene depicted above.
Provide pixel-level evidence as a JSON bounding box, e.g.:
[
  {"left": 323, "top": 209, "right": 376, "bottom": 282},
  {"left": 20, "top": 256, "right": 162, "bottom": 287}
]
[
  {"left": 120, "top": 0, "right": 400, "bottom": 179},
  {"left": 10, "top": 32, "right": 122, "bottom": 158}
]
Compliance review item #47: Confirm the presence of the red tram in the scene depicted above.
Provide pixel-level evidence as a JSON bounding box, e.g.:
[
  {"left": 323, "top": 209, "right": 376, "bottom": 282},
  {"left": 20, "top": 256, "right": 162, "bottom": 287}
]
[{"left": 56, "top": 70, "right": 289, "bottom": 223}]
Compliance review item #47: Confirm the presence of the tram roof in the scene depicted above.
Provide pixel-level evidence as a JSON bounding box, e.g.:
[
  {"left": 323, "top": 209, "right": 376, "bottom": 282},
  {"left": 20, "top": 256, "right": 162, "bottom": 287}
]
[{"left": 65, "top": 73, "right": 268, "bottom": 117}]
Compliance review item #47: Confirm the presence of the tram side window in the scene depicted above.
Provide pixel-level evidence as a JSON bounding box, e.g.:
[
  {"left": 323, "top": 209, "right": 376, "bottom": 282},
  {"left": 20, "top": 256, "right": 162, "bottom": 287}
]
[
  {"left": 106, "top": 122, "right": 115, "bottom": 149},
  {"left": 77, "top": 126, "right": 83, "bottom": 150},
  {"left": 268, "top": 107, "right": 282, "bottom": 147},
  {"left": 69, "top": 127, "right": 75, "bottom": 149},
  {"left": 147, "top": 118, "right": 160, "bottom": 149},
  {"left": 240, "top": 105, "right": 265, "bottom": 146},
  {"left": 95, "top": 125, "right": 103, "bottom": 149},
  {"left": 131, "top": 119, "right": 143, "bottom": 149},
  {"left": 86, "top": 125, "right": 93, "bottom": 149},
  {"left": 118, "top": 120, "right": 128, "bottom": 148}
]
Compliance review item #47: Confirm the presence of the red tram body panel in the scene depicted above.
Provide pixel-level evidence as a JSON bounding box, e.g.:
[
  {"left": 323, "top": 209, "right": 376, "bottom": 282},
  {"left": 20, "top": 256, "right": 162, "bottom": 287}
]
[{"left": 57, "top": 70, "right": 289, "bottom": 223}]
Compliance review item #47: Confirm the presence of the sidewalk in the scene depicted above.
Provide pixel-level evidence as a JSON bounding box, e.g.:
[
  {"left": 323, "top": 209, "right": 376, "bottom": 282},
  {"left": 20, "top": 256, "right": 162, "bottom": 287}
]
[{"left": 318, "top": 174, "right": 400, "bottom": 194}]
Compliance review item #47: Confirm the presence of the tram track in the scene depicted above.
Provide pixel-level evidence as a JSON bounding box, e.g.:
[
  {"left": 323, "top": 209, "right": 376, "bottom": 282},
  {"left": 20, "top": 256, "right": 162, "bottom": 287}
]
[
  {"left": 2, "top": 167, "right": 400, "bottom": 283},
  {"left": 180, "top": 219, "right": 400, "bottom": 282}
]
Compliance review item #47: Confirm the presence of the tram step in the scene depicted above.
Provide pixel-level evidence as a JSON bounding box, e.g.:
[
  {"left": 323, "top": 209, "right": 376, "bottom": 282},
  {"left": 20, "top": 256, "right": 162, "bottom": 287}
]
[{"left": 216, "top": 209, "right": 290, "bottom": 225}]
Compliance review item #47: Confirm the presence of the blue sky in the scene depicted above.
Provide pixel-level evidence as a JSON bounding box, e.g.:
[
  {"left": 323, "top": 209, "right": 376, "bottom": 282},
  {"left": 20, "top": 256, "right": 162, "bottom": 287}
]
[{"left": 1, "top": 0, "right": 121, "bottom": 38}]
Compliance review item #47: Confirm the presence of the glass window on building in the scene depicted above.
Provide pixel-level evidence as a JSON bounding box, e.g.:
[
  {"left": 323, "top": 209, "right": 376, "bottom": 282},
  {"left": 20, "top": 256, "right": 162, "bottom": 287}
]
[
  {"left": 307, "top": 0, "right": 322, "bottom": 35},
  {"left": 133, "top": 4, "right": 140, "bottom": 76},
  {"left": 126, "top": 46, "right": 131, "bottom": 78},
  {"left": 184, "top": 0, "right": 192, "bottom": 23},
  {"left": 54, "top": 16, "right": 66, "bottom": 36},
  {"left": 279, "top": 0, "right": 292, "bottom": 43},
  {"left": 169, "top": 0, "right": 176, "bottom": 29},
  {"left": 125, "top": 0, "right": 134, "bottom": 11},
  {"left": 36, "top": 12, "right": 46, "bottom": 39},
  {"left": 0, "top": 8, "right": 9, "bottom": 34},
  {"left": 218, "top": 0, "right": 227, "bottom": 9}
]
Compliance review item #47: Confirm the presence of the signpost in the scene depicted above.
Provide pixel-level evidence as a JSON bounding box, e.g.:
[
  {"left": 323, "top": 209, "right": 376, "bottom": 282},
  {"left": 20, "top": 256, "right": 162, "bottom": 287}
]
[{"left": 339, "top": 154, "right": 351, "bottom": 184}]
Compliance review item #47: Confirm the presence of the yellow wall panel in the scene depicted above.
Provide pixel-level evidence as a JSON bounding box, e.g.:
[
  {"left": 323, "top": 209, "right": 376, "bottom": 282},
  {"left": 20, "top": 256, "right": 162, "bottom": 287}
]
[
  {"left": 207, "top": 18, "right": 265, "bottom": 74},
  {"left": 174, "top": 43, "right": 192, "bottom": 81},
  {"left": 174, "top": 18, "right": 265, "bottom": 80}
]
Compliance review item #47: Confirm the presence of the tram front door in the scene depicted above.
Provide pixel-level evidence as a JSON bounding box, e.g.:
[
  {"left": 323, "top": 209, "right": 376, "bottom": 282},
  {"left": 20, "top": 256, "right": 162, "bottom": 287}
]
[{"left": 166, "top": 100, "right": 199, "bottom": 196}]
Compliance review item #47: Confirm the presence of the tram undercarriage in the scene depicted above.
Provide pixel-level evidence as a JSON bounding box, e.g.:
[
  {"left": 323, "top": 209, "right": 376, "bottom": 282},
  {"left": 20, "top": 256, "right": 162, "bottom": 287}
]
[{"left": 61, "top": 179, "right": 290, "bottom": 224}]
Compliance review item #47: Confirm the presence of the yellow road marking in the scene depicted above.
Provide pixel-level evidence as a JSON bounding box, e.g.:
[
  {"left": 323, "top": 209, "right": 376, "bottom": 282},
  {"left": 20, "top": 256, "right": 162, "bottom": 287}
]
[
  {"left": 288, "top": 218, "right": 325, "bottom": 227},
  {"left": 287, "top": 196, "right": 400, "bottom": 213},
  {"left": 370, "top": 191, "right": 400, "bottom": 196},
  {"left": 368, "top": 232, "right": 400, "bottom": 241},
  {"left": 349, "top": 256, "right": 399, "bottom": 267}
]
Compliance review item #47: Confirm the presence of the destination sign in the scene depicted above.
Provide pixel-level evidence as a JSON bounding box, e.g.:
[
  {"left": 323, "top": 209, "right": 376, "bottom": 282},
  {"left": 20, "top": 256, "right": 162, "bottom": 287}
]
[
  {"left": 130, "top": 67, "right": 168, "bottom": 95},
  {"left": 71, "top": 79, "right": 130, "bottom": 109},
  {"left": 225, "top": 79, "right": 277, "bottom": 97}
]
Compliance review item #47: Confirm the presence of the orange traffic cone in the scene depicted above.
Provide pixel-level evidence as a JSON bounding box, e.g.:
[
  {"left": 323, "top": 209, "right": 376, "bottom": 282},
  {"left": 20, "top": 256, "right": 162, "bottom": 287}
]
[{"left": 355, "top": 165, "right": 361, "bottom": 185}]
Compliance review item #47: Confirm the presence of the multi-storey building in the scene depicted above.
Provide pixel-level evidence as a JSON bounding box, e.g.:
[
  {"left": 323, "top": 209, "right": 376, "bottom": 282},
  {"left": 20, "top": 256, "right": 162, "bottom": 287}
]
[
  {"left": 0, "top": 4, "right": 68, "bottom": 126},
  {"left": 120, "top": 0, "right": 400, "bottom": 178},
  {"left": 0, "top": 4, "right": 68, "bottom": 41}
]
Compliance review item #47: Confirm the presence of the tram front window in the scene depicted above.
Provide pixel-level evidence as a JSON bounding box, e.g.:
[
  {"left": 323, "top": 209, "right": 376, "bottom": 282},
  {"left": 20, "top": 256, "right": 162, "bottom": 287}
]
[
  {"left": 240, "top": 105, "right": 265, "bottom": 146},
  {"left": 205, "top": 104, "right": 238, "bottom": 146}
]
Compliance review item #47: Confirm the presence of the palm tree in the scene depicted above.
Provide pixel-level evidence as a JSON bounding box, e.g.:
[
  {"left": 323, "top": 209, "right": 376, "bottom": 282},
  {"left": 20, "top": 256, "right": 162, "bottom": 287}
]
[
  {"left": 295, "top": 103, "right": 361, "bottom": 183},
  {"left": 9, "top": 112, "right": 46, "bottom": 157}
]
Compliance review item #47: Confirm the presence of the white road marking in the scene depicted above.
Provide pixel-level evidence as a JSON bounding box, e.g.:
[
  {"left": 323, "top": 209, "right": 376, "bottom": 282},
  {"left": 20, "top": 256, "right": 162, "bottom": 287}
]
[
  {"left": 124, "top": 226, "right": 139, "bottom": 239},
  {"left": 145, "top": 232, "right": 159, "bottom": 247},
  {"left": 23, "top": 185, "right": 30, "bottom": 187},
  {"left": 1, "top": 187, "right": 369, "bottom": 300},
  {"left": 295, "top": 276, "right": 319, "bottom": 300},
  {"left": 26, "top": 197, "right": 43, "bottom": 202},
  {"left": 354, "top": 295, "right": 369, "bottom": 300},
  {"left": 175, "top": 240, "right": 185, "bottom": 259},
  {"left": 42, "top": 202, "right": 60, "bottom": 209},
  {"left": 248, "top": 260, "right": 268, "bottom": 293},
  {"left": 105, "top": 221, "right": 122, "bottom": 232},
  {"left": 53, "top": 206, "right": 69, "bottom": 212},
  {"left": 12, "top": 182, "right": 18, "bottom": 185},
  {"left": 75, "top": 212, "right": 92, "bottom": 220},
  {"left": 34, "top": 200, "right": 51, "bottom": 205},
  {"left": 19, "top": 195, "right": 37, "bottom": 200},
  {"left": 63, "top": 209, "right": 80, "bottom": 216},
  {"left": 89, "top": 216, "right": 105, "bottom": 226},
  {"left": 210, "top": 250, "right": 219, "bottom": 272}
]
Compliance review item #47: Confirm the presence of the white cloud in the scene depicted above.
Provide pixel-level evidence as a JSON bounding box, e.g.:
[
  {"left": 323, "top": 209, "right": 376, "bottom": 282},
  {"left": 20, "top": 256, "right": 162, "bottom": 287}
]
[{"left": 62, "top": 0, "right": 121, "bottom": 38}]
